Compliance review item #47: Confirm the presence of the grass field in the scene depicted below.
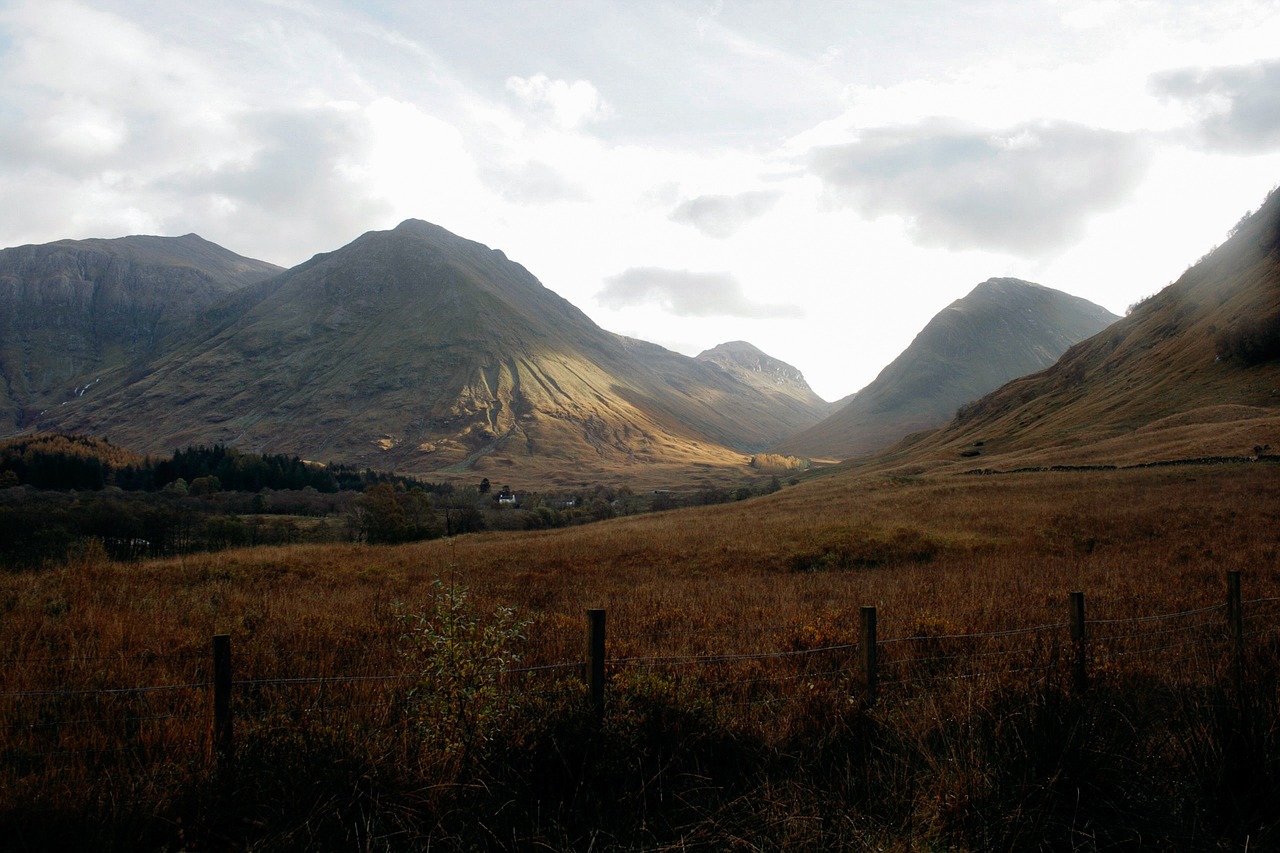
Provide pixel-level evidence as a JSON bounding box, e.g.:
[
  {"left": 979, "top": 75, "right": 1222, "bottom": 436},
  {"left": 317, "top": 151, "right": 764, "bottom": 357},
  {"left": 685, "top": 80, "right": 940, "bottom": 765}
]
[{"left": 3, "top": 461, "right": 1279, "bottom": 850}]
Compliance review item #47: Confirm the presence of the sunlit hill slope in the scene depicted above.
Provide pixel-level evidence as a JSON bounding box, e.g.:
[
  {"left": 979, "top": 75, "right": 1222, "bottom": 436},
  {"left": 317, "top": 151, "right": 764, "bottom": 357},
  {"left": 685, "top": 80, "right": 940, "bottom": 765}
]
[
  {"left": 775, "top": 278, "right": 1118, "bottom": 462},
  {"left": 897, "top": 186, "right": 1280, "bottom": 471},
  {"left": 36, "top": 221, "right": 828, "bottom": 485}
]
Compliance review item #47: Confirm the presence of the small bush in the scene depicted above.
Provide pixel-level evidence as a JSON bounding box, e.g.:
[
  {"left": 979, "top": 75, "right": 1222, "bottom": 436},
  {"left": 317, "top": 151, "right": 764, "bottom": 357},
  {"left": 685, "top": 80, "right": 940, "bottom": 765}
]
[
  {"left": 789, "top": 528, "right": 941, "bottom": 572},
  {"left": 396, "top": 580, "right": 531, "bottom": 771},
  {"left": 1215, "top": 310, "right": 1280, "bottom": 365}
]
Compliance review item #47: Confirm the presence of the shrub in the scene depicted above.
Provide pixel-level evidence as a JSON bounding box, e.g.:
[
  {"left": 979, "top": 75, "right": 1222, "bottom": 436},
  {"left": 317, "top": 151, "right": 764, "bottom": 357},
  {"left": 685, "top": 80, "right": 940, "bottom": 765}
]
[
  {"left": 1215, "top": 310, "right": 1280, "bottom": 365},
  {"left": 788, "top": 527, "right": 941, "bottom": 572},
  {"left": 395, "top": 580, "right": 531, "bottom": 771}
]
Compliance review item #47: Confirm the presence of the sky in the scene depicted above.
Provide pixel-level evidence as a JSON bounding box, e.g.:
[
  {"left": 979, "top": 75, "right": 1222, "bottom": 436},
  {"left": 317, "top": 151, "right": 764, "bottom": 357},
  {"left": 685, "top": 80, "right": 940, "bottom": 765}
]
[{"left": 2, "top": 1, "right": 1279, "bottom": 402}]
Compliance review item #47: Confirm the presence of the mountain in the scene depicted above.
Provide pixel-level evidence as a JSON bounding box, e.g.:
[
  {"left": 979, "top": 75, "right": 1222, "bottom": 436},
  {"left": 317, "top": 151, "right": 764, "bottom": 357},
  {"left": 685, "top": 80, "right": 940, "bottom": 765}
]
[
  {"left": 0, "top": 234, "right": 283, "bottom": 432},
  {"left": 896, "top": 186, "right": 1280, "bottom": 470},
  {"left": 774, "top": 278, "right": 1118, "bottom": 461},
  {"left": 695, "top": 340, "right": 833, "bottom": 421},
  {"left": 33, "top": 221, "right": 828, "bottom": 484}
]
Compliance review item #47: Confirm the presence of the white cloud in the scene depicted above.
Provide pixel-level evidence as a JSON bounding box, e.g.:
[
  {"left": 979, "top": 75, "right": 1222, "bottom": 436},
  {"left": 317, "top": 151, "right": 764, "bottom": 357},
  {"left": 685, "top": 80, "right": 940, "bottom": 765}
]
[
  {"left": 505, "top": 73, "right": 612, "bottom": 129},
  {"left": 33, "top": 97, "right": 129, "bottom": 165},
  {"left": 1151, "top": 59, "right": 1280, "bottom": 153},
  {"left": 479, "top": 159, "right": 586, "bottom": 204},
  {"left": 669, "top": 190, "right": 781, "bottom": 239},
  {"left": 809, "top": 119, "right": 1150, "bottom": 255},
  {"left": 166, "top": 104, "right": 396, "bottom": 255},
  {"left": 360, "top": 97, "right": 483, "bottom": 212},
  {"left": 599, "top": 268, "right": 804, "bottom": 319}
]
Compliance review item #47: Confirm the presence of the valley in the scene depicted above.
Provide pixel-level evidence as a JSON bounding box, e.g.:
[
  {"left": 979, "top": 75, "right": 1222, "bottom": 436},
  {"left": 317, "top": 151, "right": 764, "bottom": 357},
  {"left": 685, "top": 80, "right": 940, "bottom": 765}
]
[{"left": 0, "top": 185, "right": 1278, "bottom": 850}]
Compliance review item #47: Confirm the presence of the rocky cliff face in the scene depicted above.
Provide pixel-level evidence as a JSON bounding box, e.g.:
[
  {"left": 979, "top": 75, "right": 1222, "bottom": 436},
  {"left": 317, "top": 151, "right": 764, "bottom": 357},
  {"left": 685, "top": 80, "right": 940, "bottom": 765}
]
[
  {"left": 697, "top": 340, "right": 817, "bottom": 395},
  {"left": 0, "top": 234, "right": 282, "bottom": 430}
]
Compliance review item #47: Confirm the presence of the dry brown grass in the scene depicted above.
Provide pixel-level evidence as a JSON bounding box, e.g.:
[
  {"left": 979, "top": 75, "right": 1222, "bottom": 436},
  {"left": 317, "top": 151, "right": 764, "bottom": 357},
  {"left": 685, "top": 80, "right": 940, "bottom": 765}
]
[
  {"left": 6, "top": 463, "right": 1277, "bottom": 710},
  {"left": 3, "top": 461, "right": 1279, "bottom": 849}
]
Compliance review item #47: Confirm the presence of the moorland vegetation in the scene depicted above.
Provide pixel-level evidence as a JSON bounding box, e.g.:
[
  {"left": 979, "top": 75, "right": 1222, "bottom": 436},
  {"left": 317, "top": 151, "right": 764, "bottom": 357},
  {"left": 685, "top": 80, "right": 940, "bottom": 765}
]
[{"left": 3, "top": 460, "right": 1279, "bottom": 850}]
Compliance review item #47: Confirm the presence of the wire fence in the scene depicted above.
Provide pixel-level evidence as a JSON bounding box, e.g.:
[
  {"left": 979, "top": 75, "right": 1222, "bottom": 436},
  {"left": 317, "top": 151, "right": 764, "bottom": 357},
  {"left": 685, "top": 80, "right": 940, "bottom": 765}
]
[{"left": 3, "top": 573, "right": 1277, "bottom": 785}]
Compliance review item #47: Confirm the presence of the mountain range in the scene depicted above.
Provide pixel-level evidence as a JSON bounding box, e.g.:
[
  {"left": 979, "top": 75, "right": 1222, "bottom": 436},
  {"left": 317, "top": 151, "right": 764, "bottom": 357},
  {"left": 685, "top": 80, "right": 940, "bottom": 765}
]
[
  {"left": 0, "top": 234, "right": 281, "bottom": 432},
  {"left": 10, "top": 205, "right": 1230, "bottom": 485},
  {"left": 3, "top": 221, "right": 838, "bottom": 486}
]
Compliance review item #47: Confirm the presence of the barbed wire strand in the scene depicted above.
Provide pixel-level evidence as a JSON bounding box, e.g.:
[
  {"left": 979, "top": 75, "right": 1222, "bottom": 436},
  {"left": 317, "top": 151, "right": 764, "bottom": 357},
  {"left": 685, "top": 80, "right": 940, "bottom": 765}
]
[
  {"left": 879, "top": 621, "right": 1069, "bottom": 645},
  {"left": 1092, "top": 619, "right": 1221, "bottom": 643},
  {"left": 0, "top": 649, "right": 209, "bottom": 666},
  {"left": 1, "top": 681, "right": 209, "bottom": 699},
  {"left": 1088, "top": 603, "right": 1225, "bottom": 626},
  {"left": 5, "top": 599, "right": 1276, "bottom": 706}
]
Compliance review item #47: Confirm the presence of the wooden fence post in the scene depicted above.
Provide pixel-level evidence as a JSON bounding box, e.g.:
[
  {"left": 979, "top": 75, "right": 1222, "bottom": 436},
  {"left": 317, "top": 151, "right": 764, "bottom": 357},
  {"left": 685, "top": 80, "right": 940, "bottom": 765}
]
[
  {"left": 1227, "top": 571, "right": 1244, "bottom": 696},
  {"left": 860, "top": 606, "right": 878, "bottom": 704},
  {"left": 1069, "top": 592, "right": 1088, "bottom": 693},
  {"left": 586, "top": 609, "right": 606, "bottom": 720},
  {"left": 212, "top": 634, "right": 233, "bottom": 773}
]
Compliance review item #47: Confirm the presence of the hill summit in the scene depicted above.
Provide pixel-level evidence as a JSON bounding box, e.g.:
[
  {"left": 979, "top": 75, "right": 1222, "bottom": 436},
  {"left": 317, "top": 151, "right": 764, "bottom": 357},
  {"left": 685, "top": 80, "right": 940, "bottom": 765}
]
[
  {"left": 0, "top": 234, "right": 282, "bottom": 432},
  {"left": 905, "top": 185, "right": 1280, "bottom": 470},
  {"left": 31, "top": 220, "right": 828, "bottom": 485},
  {"left": 775, "top": 278, "right": 1118, "bottom": 461}
]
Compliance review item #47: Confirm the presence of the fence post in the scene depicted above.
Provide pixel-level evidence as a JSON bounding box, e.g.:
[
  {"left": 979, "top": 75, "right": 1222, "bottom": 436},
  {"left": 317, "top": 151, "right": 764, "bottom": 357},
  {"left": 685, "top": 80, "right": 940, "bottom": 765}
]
[
  {"left": 860, "top": 606, "right": 878, "bottom": 704},
  {"left": 212, "top": 634, "right": 233, "bottom": 773},
  {"left": 1227, "top": 571, "right": 1244, "bottom": 696},
  {"left": 586, "top": 609, "right": 606, "bottom": 720},
  {"left": 1069, "top": 592, "right": 1088, "bottom": 693}
]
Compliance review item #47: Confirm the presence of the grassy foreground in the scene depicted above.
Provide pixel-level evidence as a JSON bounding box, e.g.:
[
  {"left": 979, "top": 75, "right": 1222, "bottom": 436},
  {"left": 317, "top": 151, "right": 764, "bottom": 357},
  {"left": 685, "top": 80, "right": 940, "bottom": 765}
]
[{"left": 3, "top": 463, "right": 1279, "bottom": 850}]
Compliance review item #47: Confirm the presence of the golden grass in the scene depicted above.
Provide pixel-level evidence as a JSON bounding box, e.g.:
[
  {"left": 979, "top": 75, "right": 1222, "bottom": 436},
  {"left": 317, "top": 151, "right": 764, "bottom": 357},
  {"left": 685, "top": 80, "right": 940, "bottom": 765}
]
[
  {"left": 4, "top": 461, "right": 1279, "bottom": 848},
  {"left": 6, "top": 463, "right": 1276, "bottom": 666}
]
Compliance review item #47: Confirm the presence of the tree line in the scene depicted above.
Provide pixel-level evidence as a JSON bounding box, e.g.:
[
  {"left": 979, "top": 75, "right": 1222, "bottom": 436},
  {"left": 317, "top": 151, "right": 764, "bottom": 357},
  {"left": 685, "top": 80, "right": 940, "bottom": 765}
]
[
  {"left": 0, "top": 435, "right": 451, "bottom": 496},
  {"left": 0, "top": 434, "right": 796, "bottom": 568}
]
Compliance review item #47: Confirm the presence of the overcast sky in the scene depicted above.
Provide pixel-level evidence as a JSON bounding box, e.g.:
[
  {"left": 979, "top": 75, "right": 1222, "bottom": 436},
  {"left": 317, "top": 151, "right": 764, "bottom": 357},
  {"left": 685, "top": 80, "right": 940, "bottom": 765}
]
[{"left": 2, "top": 1, "right": 1279, "bottom": 401}]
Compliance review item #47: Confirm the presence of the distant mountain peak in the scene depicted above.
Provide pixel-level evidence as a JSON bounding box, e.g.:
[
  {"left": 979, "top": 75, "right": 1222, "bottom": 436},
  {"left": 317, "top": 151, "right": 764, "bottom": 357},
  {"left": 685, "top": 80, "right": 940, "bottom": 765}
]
[
  {"left": 699, "top": 341, "right": 812, "bottom": 388},
  {"left": 391, "top": 218, "right": 453, "bottom": 237},
  {"left": 965, "top": 277, "right": 1041, "bottom": 299},
  {"left": 974, "top": 276, "right": 1039, "bottom": 289},
  {"left": 774, "top": 279, "right": 1118, "bottom": 461},
  {"left": 374, "top": 218, "right": 514, "bottom": 267},
  {"left": 930, "top": 184, "right": 1280, "bottom": 464},
  {"left": 22, "top": 223, "right": 829, "bottom": 478},
  {"left": 704, "top": 340, "right": 764, "bottom": 355}
]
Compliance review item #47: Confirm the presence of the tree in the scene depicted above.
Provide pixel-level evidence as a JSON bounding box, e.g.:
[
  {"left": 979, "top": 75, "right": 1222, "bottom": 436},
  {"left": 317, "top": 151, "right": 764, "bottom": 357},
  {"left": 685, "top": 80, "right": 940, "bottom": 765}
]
[
  {"left": 363, "top": 483, "right": 409, "bottom": 544},
  {"left": 444, "top": 486, "right": 486, "bottom": 535},
  {"left": 189, "top": 475, "right": 221, "bottom": 496}
]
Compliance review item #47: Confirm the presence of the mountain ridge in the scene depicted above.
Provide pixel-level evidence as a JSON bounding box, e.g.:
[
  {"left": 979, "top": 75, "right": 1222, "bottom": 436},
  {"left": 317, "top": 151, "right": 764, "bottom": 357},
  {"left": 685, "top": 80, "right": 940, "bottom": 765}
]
[
  {"left": 869, "top": 185, "right": 1280, "bottom": 472},
  {"left": 25, "top": 220, "right": 829, "bottom": 485},
  {"left": 0, "top": 234, "right": 283, "bottom": 432},
  {"left": 774, "top": 277, "right": 1118, "bottom": 461}
]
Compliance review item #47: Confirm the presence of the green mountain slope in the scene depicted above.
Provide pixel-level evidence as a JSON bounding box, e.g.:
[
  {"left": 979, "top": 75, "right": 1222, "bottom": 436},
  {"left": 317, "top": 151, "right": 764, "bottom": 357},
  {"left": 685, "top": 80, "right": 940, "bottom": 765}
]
[
  {"left": 0, "top": 234, "right": 282, "bottom": 432},
  {"left": 895, "top": 186, "right": 1280, "bottom": 470},
  {"left": 39, "top": 221, "right": 828, "bottom": 484},
  {"left": 775, "top": 279, "right": 1118, "bottom": 461}
]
